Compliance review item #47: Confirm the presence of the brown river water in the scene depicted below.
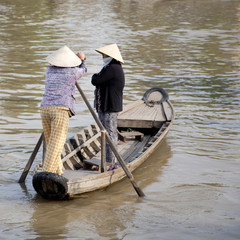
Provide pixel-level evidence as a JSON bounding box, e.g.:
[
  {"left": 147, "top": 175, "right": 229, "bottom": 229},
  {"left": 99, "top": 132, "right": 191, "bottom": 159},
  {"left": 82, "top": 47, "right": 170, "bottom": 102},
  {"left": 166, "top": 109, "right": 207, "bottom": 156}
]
[{"left": 0, "top": 0, "right": 239, "bottom": 239}]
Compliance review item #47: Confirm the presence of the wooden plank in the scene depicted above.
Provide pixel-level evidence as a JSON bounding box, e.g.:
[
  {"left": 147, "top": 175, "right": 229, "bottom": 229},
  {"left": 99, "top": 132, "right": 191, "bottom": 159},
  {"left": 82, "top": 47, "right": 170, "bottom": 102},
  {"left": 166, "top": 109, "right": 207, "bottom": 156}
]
[
  {"left": 93, "top": 139, "right": 134, "bottom": 162},
  {"left": 119, "top": 104, "right": 156, "bottom": 120},
  {"left": 68, "top": 157, "right": 83, "bottom": 169},
  {"left": 77, "top": 133, "right": 86, "bottom": 145},
  {"left": 62, "top": 142, "right": 81, "bottom": 166},
  {"left": 61, "top": 132, "right": 101, "bottom": 163},
  {"left": 118, "top": 118, "right": 154, "bottom": 128},
  {"left": 84, "top": 158, "right": 112, "bottom": 167},
  {"left": 91, "top": 123, "right": 100, "bottom": 135},
  {"left": 118, "top": 131, "right": 144, "bottom": 142},
  {"left": 70, "top": 136, "right": 81, "bottom": 149},
  {"left": 91, "top": 136, "right": 150, "bottom": 164},
  {"left": 90, "top": 139, "right": 101, "bottom": 152},
  {"left": 63, "top": 159, "right": 74, "bottom": 170},
  {"left": 64, "top": 143, "right": 72, "bottom": 154},
  {"left": 63, "top": 169, "right": 99, "bottom": 180},
  {"left": 78, "top": 132, "right": 100, "bottom": 157},
  {"left": 84, "top": 126, "right": 94, "bottom": 140},
  {"left": 120, "top": 99, "right": 144, "bottom": 113},
  {"left": 118, "top": 102, "right": 167, "bottom": 128},
  {"left": 162, "top": 101, "right": 173, "bottom": 121},
  {"left": 69, "top": 138, "right": 84, "bottom": 163},
  {"left": 121, "top": 136, "right": 150, "bottom": 162},
  {"left": 82, "top": 127, "right": 98, "bottom": 158},
  {"left": 82, "top": 145, "right": 95, "bottom": 158},
  {"left": 80, "top": 149, "right": 88, "bottom": 160}
]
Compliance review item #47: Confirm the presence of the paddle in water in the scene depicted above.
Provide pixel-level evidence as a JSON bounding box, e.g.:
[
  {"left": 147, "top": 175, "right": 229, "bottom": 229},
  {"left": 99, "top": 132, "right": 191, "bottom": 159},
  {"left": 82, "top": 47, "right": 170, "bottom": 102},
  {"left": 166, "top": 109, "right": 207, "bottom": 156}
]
[{"left": 18, "top": 133, "right": 44, "bottom": 183}]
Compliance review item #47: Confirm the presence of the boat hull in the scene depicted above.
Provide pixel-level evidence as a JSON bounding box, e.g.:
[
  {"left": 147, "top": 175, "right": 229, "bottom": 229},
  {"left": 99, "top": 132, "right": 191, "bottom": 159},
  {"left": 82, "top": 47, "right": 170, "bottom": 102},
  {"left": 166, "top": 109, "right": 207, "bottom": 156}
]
[{"left": 32, "top": 87, "right": 174, "bottom": 200}]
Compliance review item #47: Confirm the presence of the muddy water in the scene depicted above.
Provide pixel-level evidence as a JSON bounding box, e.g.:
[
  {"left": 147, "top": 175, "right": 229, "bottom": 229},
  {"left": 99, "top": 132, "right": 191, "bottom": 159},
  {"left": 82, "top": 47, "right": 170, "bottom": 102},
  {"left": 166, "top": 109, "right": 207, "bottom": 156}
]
[{"left": 0, "top": 0, "right": 239, "bottom": 239}]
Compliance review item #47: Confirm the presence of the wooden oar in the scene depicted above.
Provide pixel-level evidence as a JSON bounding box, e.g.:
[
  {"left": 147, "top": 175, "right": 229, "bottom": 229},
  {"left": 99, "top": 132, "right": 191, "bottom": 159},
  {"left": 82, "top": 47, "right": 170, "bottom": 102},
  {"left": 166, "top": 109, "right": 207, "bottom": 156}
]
[
  {"left": 18, "top": 132, "right": 44, "bottom": 183},
  {"left": 76, "top": 82, "right": 145, "bottom": 197}
]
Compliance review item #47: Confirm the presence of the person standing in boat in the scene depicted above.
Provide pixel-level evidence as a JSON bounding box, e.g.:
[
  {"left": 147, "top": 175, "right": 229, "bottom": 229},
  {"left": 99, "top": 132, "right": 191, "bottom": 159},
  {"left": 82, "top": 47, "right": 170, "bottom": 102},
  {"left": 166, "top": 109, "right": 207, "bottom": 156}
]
[
  {"left": 40, "top": 45, "right": 87, "bottom": 175},
  {"left": 91, "top": 43, "right": 125, "bottom": 169}
]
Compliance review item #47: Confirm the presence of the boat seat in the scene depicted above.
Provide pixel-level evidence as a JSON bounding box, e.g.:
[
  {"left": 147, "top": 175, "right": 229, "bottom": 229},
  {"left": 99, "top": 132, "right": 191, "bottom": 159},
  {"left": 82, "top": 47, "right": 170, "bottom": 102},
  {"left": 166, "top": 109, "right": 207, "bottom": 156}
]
[
  {"left": 83, "top": 158, "right": 112, "bottom": 167},
  {"left": 118, "top": 131, "right": 144, "bottom": 142}
]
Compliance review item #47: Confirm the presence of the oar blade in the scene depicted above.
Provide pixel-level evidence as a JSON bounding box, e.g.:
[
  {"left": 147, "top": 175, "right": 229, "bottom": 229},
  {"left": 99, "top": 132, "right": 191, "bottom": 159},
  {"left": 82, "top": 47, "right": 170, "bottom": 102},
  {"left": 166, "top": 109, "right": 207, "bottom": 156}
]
[{"left": 18, "top": 133, "right": 43, "bottom": 183}]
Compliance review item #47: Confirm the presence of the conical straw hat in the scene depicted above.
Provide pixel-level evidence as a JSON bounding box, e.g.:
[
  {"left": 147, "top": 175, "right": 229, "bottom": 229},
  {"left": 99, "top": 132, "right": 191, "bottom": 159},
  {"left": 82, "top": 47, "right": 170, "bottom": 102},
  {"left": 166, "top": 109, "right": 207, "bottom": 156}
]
[
  {"left": 96, "top": 44, "right": 124, "bottom": 63},
  {"left": 46, "top": 45, "right": 82, "bottom": 67}
]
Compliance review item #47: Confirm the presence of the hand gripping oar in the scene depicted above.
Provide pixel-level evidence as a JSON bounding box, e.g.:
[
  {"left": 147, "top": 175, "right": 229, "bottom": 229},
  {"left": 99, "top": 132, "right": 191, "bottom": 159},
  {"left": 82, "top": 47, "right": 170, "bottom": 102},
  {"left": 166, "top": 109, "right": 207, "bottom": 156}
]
[
  {"left": 18, "top": 132, "right": 44, "bottom": 183},
  {"left": 76, "top": 82, "right": 145, "bottom": 197}
]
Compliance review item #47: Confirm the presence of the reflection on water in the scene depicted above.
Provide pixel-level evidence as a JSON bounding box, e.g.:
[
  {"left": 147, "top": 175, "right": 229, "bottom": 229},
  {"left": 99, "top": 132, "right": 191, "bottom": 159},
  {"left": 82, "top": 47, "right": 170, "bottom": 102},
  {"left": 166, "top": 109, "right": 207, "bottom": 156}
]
[
  {"left": 0, "top": 0, "right": 240, "bottom": 239},
  {"left": 30, "top": 140, "right": 171, "bottom": 239}
]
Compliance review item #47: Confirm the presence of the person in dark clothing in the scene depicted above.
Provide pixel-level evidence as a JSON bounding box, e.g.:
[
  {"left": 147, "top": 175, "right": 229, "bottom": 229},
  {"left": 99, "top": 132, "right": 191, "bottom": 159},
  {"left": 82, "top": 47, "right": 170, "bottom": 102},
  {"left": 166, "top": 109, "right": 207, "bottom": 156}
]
[{"left": 91, "top": 44, "right": 125, "bottom": 169}]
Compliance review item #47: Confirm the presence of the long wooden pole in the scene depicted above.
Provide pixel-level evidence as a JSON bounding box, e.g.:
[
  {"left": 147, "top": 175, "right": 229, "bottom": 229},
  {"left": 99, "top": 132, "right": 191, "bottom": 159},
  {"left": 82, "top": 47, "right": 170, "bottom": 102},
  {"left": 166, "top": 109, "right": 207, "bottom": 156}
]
[
  {"left": 18, "top": 132, "right": 44, "bottom": 183},
  {"left": 76, "top": 82, "right": 145, "bottom": 197},
  {"left": 100, "top": 130, "right": 107, "bottom": 172}
]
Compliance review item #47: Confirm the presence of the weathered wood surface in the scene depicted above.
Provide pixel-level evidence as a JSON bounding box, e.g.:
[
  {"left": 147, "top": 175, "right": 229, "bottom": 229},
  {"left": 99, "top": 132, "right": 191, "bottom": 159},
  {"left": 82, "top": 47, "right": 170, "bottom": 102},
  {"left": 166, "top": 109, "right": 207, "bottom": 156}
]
[
  {"left": 83, "top": 135, "right": 150, "bottom": 168},
  {"left": 59, "top": 121, "right": 173, "bottom": 197},
  {"left": 118, "top": 131, "right": 144, "bottom": 142},
  {"left": 118, "top": 101, "right": 173, "bottom": 128}
]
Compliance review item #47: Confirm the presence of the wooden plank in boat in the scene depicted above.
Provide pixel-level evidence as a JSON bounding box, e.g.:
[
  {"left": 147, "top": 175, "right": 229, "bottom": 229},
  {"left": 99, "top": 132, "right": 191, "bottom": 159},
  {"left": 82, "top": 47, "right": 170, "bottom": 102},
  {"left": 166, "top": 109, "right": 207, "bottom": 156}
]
[
  {"left": 61, "top": 132, "right": 101, "bottom": 162},
  {"left": 121, "top": 99, "right": 144, "bottom": 112},
  {"left": 77, "top": 132, "right": 87, "bottom": 144},
  {"left": 63, "top": 159, "right": 75, "bottom": 170},
  {"left": 121, "top": 136, "right": 150, "bottom": 162},
  {"left": 84, "top": 135, "right": 150, "bottom": 167},
  {"left": 162, "top": 101, "right": 173, "bottom": 121},
  {"left": 84, "top": 158, "right": 112, "bottom": 167},
  {"left": 118, "top": 131, "right": 144, "bottom": 142},
  {"left": 63, "top": 169, "right": 99, "bottom": 180},
  {"left": 90, "top": 140, "right": 101, "bottom": 152},
  {"left": 118, "top": 102, "right": 170, "bottom": 128},
  {"left": 91, "top": 124, "right": 100, "bottom": 135}
]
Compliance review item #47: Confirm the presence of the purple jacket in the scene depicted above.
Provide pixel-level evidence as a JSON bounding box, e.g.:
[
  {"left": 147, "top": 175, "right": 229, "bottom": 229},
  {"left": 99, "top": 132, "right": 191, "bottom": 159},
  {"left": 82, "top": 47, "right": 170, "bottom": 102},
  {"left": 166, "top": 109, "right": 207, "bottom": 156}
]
[{"left": 40, "top": 61, "right": 87, "bottom": 115}]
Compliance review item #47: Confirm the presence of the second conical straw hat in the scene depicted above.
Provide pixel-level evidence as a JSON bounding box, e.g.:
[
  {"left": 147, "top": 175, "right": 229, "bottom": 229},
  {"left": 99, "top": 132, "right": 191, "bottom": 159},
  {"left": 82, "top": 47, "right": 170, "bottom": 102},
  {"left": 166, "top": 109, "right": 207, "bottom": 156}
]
[
  {"left": 96, "top": 43, "right": 124, "bottom": 64},
  {"left": 46, "top": 45, "right": 82, "bottom": 67}
]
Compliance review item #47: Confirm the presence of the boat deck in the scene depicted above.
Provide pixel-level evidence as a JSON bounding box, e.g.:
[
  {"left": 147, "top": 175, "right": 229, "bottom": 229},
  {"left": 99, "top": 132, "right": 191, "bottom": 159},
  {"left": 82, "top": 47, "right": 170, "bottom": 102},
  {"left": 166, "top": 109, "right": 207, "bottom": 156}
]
[
  {"left": 118, "top": 100, "right": 172, "bottom": 128},
  {"left": 63, "top": 135, "right": 150, "bottom": 181}
]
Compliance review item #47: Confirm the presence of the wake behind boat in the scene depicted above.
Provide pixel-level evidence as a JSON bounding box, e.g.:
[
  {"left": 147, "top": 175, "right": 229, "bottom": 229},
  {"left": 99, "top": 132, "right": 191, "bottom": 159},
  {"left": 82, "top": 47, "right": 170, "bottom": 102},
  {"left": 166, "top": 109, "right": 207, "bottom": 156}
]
[{"left": 32, "top": 87, "right": 174, "bottom": 200}]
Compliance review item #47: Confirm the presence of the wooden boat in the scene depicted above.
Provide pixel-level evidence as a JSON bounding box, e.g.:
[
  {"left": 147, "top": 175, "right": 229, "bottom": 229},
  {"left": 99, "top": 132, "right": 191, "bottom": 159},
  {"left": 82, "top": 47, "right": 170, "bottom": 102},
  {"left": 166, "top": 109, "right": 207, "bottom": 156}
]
[{"left": 32, "top": 87, "right": 174, "bottom": 200}]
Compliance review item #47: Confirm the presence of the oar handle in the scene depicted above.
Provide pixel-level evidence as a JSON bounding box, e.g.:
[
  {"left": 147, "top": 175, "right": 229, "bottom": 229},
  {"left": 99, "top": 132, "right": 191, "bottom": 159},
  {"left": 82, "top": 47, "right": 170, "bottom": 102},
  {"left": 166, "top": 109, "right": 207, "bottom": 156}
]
[{"left": 76, "top": 82, "right": 145, "bottom": 197}]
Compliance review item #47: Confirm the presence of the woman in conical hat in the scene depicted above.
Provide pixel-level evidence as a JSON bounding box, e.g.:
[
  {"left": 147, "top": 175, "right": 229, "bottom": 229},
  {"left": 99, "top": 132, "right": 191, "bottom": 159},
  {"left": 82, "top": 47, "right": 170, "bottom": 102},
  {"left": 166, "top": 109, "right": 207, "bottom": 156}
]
[
  {"left": 91, "top": 43, "right": 125, "bottom": 169},
  {"left": 40, "top": 45, "right": 87, "bottom": 175},
  {"left": 95, "top": 43, "right": 124, "bottom": 64}
]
